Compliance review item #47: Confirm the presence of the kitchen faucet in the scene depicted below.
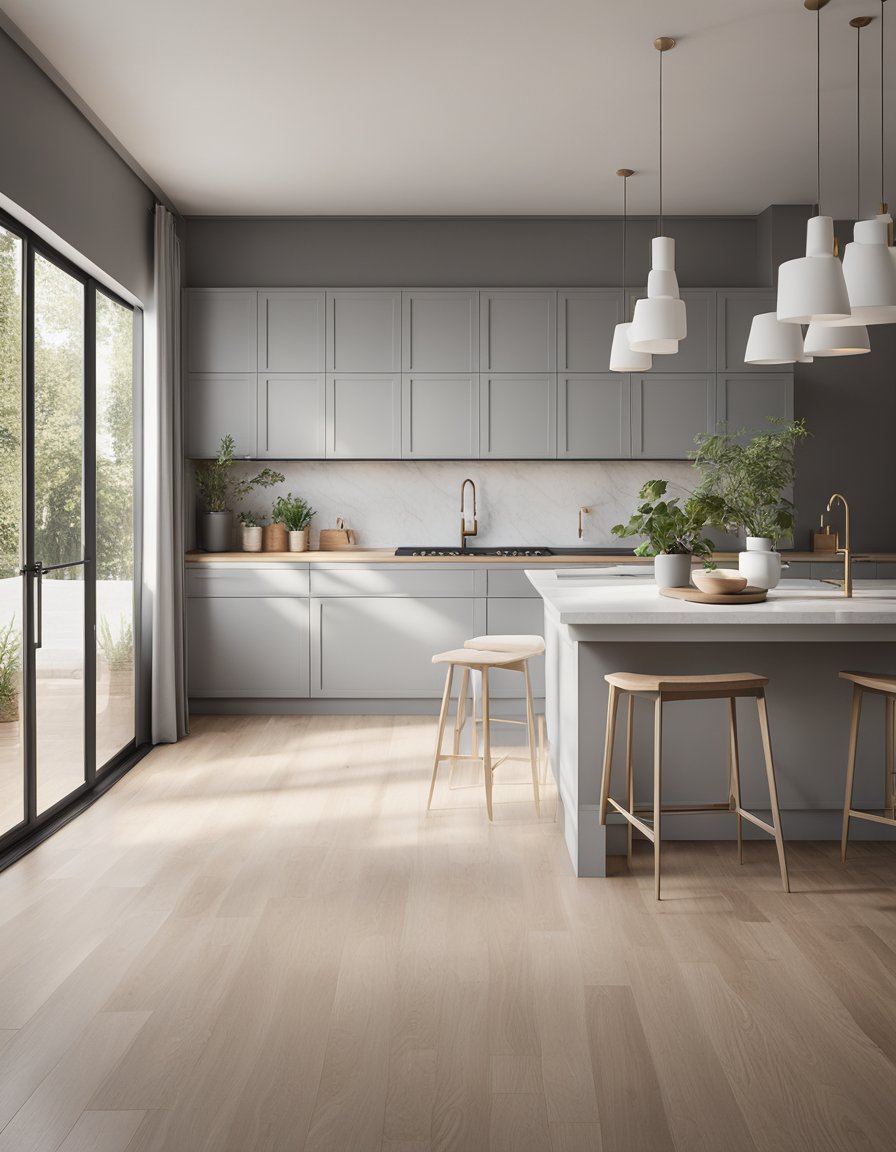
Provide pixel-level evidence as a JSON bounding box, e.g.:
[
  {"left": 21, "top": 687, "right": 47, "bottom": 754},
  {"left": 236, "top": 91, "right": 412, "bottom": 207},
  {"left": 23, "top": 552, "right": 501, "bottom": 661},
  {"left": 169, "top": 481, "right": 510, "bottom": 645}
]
[
  {"left": 460, "top": 478, "right": 478, "bottom": 549},
  {"left": 826, "top": 492, "right": 852, "bottom": 597}
]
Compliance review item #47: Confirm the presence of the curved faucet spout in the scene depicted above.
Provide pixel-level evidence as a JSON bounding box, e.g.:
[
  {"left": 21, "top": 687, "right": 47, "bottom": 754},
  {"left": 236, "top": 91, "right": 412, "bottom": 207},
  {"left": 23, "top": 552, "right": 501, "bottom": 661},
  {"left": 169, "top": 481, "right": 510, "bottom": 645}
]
[
  {"left": 825, "top": 493, "right": 851, "bottom": 597},
  {"left": 460, "top": 479, "right": 478, "bottom": 550}
]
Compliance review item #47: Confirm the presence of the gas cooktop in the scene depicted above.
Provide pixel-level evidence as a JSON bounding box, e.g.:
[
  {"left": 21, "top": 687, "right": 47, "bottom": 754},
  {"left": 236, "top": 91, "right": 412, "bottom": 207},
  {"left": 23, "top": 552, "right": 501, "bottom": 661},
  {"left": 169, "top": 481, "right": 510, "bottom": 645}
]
[{"left": 394, "top": 546, "right": 555, "bottom": 557}]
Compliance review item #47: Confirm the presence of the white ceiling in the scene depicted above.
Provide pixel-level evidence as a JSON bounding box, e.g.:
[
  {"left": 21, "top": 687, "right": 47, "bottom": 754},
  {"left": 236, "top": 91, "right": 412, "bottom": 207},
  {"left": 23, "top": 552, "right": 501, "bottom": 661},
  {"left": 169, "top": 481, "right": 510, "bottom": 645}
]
[{"left": 3, "top": 0, "right": 895, "bottom": 218}]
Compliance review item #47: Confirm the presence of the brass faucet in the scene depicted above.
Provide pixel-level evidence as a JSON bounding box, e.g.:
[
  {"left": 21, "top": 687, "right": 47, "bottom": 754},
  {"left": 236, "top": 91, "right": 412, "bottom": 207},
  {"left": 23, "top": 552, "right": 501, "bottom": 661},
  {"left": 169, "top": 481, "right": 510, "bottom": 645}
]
[
  {"left": 578, "top": 506, "right": 591, "bottom": 540},
  {"left": 826, "top": 492, "right": 851, "bottom": 597},
  {"left": 460, "top": 478, "right": 478, "bottom": 550}
]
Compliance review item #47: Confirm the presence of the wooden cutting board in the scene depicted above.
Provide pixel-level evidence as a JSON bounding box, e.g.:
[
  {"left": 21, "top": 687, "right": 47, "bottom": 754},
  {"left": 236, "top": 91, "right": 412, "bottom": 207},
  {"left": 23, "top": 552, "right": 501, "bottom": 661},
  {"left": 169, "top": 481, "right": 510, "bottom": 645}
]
[{"left": 660, "top": 586, "right": 768, "bottom": 605}]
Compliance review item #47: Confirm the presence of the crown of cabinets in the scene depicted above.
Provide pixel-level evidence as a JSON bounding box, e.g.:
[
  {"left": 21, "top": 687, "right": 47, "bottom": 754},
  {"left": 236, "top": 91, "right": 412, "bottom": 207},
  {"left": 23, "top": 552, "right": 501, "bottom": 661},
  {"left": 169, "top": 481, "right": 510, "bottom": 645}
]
[{"left": 185, "top": 287, "right": 792, "bottom": 461}]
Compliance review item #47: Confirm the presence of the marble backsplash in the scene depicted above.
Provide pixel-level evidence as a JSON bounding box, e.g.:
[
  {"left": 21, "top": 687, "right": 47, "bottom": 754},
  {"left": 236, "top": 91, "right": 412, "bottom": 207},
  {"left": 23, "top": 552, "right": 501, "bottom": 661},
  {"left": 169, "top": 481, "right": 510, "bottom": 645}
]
[{"left": 206, "top": 459, "right": 736, "bottom": 551}]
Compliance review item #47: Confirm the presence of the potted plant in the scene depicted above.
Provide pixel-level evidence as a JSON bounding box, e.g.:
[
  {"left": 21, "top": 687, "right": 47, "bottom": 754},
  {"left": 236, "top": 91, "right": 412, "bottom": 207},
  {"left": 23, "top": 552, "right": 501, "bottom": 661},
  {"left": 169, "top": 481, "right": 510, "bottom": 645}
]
[
  {"left": 237, "top": 510, "right": 264, "bottom": 552},
  {"left": 271, "top": 493, "right": 316, "bottom": 553},
  {"left": 691, "top": 418, "right": 809, "bottom": 589},
  {"left": 193, "top": 435, "right": 284, "bottom": 552},
  {"left": 612, "top": 479, "right": 714, "bottom": 587},
  {"left": 0, "top": 618, "right": 20, "bottom": 723},
  {"left": 97, "top": 615, "right": 133, "bottom": 698}
]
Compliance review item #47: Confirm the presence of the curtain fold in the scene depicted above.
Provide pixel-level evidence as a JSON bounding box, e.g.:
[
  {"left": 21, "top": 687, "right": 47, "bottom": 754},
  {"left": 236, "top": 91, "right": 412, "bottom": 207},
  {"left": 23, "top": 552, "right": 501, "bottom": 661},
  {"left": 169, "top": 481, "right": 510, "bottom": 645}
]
[{"left": 151, "top": 205, "right": 188, "bottom": 742}]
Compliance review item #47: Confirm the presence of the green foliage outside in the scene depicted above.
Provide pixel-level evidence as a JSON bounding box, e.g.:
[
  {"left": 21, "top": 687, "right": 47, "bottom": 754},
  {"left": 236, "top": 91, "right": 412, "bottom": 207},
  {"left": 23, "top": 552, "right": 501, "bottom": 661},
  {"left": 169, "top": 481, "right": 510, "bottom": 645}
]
[
  {"left": 0, "top": 617, "right": 20, "bottom": 703},
  {"left": 97, "top": 615, "right": 133, "bottom": 672},
  {"left": 612, "top": 479, "right": 714, "bottom": 558}
]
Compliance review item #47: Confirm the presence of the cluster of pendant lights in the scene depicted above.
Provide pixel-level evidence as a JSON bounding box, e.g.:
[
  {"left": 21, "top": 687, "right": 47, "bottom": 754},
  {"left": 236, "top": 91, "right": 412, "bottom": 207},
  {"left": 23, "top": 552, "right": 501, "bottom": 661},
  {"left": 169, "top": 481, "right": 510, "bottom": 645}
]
[{"left": 611, "top": 1, "right": 896, "bottom": 373}]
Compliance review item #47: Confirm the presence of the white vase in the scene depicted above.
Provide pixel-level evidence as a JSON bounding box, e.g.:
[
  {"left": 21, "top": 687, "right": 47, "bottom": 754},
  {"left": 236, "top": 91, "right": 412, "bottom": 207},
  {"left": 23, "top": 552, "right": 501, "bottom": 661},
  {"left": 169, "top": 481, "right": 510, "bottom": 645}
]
[
  {"left": 738, "top": 536, "right": 781, "bottom": 590},
  {"left": 654, "top": 553, "right": 693, "bottom": 588},
  {"left": 241, "top": 525, "right": 262, "bottom": 552},
  {"left": 288, "top": 528, "right": 309, "bottom": 553}
]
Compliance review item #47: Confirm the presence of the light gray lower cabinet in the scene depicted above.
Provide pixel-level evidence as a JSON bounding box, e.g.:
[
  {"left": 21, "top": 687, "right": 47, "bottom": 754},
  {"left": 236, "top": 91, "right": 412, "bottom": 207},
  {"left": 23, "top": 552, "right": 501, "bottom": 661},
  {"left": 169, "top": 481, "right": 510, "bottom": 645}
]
[
  {"left": 631, "top": 373, "right": 715, "bottom": 459},
  {"left": 257, "top": 374, "right": 325, "bottom": 459},
  {"left": 186, "top": 373, "right": 257, "bottom": 458},
  {"left": 558, "top": 374, "right": 630, "bottom": 458},
  {"left": 187, "top": 568, "right": 310, "bottom": 698},
  {"left": 402, "top": 374, "right": 479, "bottom": 458},
  {"left": 716, "top": 373, "right": 793, "bottom": 438},
  {"left": 326, "top": 374, "right": 401, "bottom": 458},
  {"left": 480, "top": 375, "right": 557, "bottom": 458}
]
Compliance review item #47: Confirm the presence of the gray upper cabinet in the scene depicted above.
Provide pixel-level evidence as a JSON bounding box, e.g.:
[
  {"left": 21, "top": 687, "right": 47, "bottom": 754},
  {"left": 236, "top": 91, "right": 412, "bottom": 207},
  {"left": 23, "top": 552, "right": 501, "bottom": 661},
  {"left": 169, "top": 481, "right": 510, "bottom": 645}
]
[
  {"left": 717, "top": 290, "right": 778, "bottom": 372},
  {"left": 326, "top": 374, "right": 401, "bottom": 458},
  {"left": 631, "top": 373, "right": 715, "bottom": 459},
  {"left": 558, "top": 290, "right": 622, "bottom": 372},
  {"left": 258, "top": 290, "right": 325, "bottom": 372},
  {"left": 402, "top": 374, "right": 479, "bottom": 458},
  {"left": 402, "top": 290, "right": 479, "bottom": 371},
  {"left": 626, "top": 288, "right": 717, "bottom": 373},
  {"left": 481, "top": 374, "right": 557, "bottom": 459},
  {"left": 187, "top": 290, "right": 257, "bottom": 373},
  {"left": 186, "top": 373, "right": 257, "bottom": 458},
  {"left": 480, "top": 290, "right": 557, "bottom": 372},
  {"left": 716, "top": 373, "right": 793, "bottom": 440},
  {"left": 558, "top": 374, "right": 630, "bottom": 459},
  {"left": 327, "top": 290, "right": 401, "bottom": 372},
  {"left": 257, "top": 374, "right": 326, "bottom": 459}
]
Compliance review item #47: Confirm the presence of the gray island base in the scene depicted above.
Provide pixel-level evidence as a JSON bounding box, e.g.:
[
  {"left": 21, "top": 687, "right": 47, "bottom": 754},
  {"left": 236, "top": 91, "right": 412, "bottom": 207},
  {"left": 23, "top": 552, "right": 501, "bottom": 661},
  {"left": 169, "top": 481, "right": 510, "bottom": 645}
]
[{"left": 525, "top": 571, "right": 896, "bottom": 877}]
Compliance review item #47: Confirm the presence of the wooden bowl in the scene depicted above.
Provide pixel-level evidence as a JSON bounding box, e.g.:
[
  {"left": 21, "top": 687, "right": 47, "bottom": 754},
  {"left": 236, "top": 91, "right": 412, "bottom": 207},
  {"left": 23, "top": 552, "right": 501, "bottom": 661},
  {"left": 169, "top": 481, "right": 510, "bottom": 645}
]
[{"left": 691, "top": 568, "right": 748, "bottom": 595}]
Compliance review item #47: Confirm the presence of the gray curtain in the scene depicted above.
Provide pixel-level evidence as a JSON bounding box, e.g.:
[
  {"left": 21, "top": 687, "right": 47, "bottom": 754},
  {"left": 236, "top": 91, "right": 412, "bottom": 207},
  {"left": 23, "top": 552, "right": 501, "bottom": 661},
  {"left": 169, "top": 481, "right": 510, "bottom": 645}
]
[{"left": 151, "top": 205, "right": 188, "bottom": 742}]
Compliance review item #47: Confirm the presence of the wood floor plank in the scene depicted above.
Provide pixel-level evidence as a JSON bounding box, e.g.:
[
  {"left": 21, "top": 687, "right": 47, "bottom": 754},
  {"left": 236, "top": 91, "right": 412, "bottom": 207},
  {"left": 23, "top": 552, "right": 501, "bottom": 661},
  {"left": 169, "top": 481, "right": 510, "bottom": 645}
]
[
  {"left": 489, "top": 1092, "right": 551, "bottom": 1152},
  {"left": 549, "top": 1121, "right": 604, "bottom": 1152},
  {"left": 56, "top": 1110, "right": 146, "bottom": 1152}
]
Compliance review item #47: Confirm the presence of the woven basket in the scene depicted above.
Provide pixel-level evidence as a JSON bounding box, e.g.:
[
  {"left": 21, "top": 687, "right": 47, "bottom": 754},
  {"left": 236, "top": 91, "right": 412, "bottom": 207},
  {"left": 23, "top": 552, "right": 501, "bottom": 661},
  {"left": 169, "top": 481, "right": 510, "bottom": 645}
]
[
  {"left": 319, "top": 525, "right": 356, "bottom": 550},
  {"left": 262, "top": 523, "right": 288, "bottom": 552}
]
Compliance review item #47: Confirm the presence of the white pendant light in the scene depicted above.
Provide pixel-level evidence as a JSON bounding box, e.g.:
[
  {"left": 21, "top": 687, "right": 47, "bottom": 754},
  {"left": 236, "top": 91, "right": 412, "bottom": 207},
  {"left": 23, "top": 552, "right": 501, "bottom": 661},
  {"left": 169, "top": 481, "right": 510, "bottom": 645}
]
[
  {"left": 777, "top": 1, "right": 852, "bottom": 325},
  {"left": 804, "top": 321, "right": 871, "bottom": 356},
  {"left": 609, "top": 169, "right": 652, "bottom": 372},
  {"left": 744, "top": 312, "right": 808, "bottom": 364},
  {"left": 629, "top": 36, "right": 687, "bottom": 355}
]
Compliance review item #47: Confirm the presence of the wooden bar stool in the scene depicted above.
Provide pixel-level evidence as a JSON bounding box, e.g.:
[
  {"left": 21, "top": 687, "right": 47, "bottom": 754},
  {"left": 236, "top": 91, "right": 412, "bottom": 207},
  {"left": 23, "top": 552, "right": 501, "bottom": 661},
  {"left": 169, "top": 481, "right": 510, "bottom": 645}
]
[
  {"left": 598, "top": 671, "right": 789, "bottom": 899},
  {"left": 428, "top": 643, "right": 542, "bottom": 820},
  {"left": 839, "top": 671, "right": 896, "bottom": 860}
]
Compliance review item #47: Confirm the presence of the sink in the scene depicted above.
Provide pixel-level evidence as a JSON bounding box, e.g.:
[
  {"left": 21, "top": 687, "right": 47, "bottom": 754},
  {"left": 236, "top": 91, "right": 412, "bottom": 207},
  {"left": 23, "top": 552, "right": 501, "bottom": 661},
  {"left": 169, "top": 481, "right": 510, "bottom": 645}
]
[{"left": 394, "top": 546, "right": 555, "bottom": 557}]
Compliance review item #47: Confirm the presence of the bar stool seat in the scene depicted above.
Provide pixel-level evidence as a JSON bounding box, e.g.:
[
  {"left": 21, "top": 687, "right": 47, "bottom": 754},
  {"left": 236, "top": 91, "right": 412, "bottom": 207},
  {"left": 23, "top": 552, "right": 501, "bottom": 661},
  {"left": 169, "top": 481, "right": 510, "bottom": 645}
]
[
  {"left": 598, "top": 669, "right": 789, "bottom": 899},
  {"left": 428, "top": 643, "right": 542, "bottom": 820},
  {"left": 464, "top": 634, "right": 545, "bottom": 655},
  {"left": 839, "top": 671, "right": 896, "bottom": 859}
]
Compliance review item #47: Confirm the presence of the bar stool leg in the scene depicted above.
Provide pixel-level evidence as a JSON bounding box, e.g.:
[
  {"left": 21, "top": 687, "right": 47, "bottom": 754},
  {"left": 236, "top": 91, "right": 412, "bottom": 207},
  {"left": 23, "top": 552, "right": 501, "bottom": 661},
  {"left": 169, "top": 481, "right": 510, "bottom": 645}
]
[
  {"left": 428, "top": 664, "right": 455, "bottom": 810},
  {"left": 448, "top": 665, "right": 470, "bottom": 789},
  {"left": 598, "top": 685, "right": 620, "bottom": 825},
  {"left": 538, "top": 713, "right": 548, "bottom": 786},
  {"left": 470, "top": 670, "right": 480, "bottom": 762},
  {"left": 482, "top": 668, "right": 494, "bottom": 821},
  {"left": 625, "top": 694, "right": 635, "bottom": 868},
  {"left": 728, "top": 698, "right": 743, "bottom": 865},
  {"left": 523, "top": 661, "right": 541, "bottom": 817},
  {"left": 885, "top": 696, "right": 895, "bottom": 821},
  {"left": 653, "top": 696, "right": 663, "bottom": 901},
  {"left": 756, "top": 691, "right": 789, "bottom": 893},
  {"left": 841, "top": 684, "right": 863, "bottom": 861}
]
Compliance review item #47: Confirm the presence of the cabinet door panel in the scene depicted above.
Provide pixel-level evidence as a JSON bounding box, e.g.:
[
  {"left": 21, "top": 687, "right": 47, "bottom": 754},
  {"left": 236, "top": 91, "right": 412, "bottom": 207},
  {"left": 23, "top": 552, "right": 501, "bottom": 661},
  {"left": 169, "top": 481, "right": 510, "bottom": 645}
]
[
  {"left": 558, "top": 290, "right": 621, "bottom": 372},
  {"left": 484, "top": 598, "right": 546, "bottom": 698},
  {"left": 481, "top": 291, "right": 557, "bottom": 372},
  {"left": 311, "top": 597, "right": 484, "bottom": 697},
  {"left": 257, "top": 374, "right": 325, "bottom": 459},
  {"left": 402, "top": 374, "right": 479, "bottom": 458},
  {"left": 558, "top": 374, "right": 630, "bottom": 459},
  {"left": 327, "top": 291, "right": 401, "bottom": 372},
  {"left": 326, "top": 374, "right": 401, "bottom": 458},
  {"left": 258, "top": 290, "right": 325, "bottom": 371},
  {"left": 717, "top": 290, "right": 777, "bottom": 371},
  {"left": 188, "top": 290, "right": 257, "bottom": 373},
  {"left": 716, "top": 373, "right": 793, "bottom": 441},
  {"left": 188, "top": 597, "right": 309, "bottom": 697},
  {"left": 480, "top": 375, "right": 557, "bottom": 459},
  {"left": 186, "top": 373, "right": 257, "bottom": 458},
  {"left": 631, "top": 373, "right": 715, "bottom": 459},
  {"left": 403, "top": 291, "right": 479, "bottom": 371}
]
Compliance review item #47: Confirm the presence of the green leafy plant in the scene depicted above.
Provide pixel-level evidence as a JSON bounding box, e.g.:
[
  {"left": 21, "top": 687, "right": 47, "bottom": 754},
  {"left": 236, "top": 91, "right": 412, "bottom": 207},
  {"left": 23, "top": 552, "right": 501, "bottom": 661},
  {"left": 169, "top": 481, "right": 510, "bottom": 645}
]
[
  {"left": 0, "top": 618, "right": 20, "bottom": 707},
  {"left": 98, "top": 615, "right": 133, "bottom": 672},
  {"left": 611, "top": 480, "right": 714, "bottom": 558},
  {"left": 690, "top": 418, "right": 810, "bottom": 544},
  {"left": 271, "top": 493, "right": 316, "bottom": 532},
  {"left": 194, "top": 435, "right": 285, "bottom": 513},
  {"left": 237, "top": 510, "right": 264, "bottom": 527}
]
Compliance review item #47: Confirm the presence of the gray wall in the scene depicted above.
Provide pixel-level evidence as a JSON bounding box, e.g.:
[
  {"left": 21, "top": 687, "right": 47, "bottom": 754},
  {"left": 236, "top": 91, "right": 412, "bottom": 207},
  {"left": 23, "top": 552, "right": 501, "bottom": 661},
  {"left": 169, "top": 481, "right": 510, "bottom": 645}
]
[{"left": 0, "top": 28, "right": 155, "bottom": 303}]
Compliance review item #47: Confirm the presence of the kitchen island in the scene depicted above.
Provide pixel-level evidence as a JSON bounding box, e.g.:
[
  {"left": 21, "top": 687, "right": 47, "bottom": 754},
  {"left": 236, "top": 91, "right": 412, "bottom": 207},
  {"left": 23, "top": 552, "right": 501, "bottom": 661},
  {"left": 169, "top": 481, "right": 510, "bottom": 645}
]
[{"left": 525, "top": 571, "right": 896, "bottom": 876}]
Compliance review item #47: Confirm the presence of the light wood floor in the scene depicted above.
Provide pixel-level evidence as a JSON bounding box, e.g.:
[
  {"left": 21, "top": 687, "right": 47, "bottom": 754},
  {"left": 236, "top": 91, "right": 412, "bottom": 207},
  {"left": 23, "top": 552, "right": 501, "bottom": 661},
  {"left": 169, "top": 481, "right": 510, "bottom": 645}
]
[{"left": 1, "top": 715, "right": 896, "bottom": 1152}]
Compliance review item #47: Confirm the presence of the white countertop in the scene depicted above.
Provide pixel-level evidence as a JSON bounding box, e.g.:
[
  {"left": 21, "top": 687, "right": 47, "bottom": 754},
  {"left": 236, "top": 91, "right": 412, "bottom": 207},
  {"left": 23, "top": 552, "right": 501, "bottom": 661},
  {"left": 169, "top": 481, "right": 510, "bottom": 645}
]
[{"left": 524, "top": 572, "right": 896, "bottom": 627}]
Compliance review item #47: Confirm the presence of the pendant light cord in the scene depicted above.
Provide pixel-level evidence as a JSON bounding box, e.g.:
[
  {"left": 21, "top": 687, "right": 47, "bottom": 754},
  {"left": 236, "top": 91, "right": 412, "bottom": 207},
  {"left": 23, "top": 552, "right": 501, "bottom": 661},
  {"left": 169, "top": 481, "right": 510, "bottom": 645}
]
[
  {"left": 817, "top": 3, "right": 821, "bottom": 211},
  {"left": 882, "top": 0, "right": 886, "bottom": 207},
  {"left": 658, "top": 47, "right": 664, "bottom": 235},
  {"left": 622, "top": 174, "right": 627, "bottom": 300},
  {"left": 857, "top": 19, "right": 862, "bottom": 219}
]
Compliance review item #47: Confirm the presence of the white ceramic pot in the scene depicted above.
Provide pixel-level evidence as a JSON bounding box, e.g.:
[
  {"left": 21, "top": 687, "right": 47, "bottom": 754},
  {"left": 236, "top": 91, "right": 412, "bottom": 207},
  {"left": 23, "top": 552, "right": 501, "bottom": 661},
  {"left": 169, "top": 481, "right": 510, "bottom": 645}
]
[
  {"left": 241, "top": 525, "right": 262, "bottom": 552},
  {"left": 654, "top": 553, "right": 693, "bottom": 588},
  {"left": 738, "top": 536, "right": 781, "bottom": 590},
  {"left": 288, "top": 528, "right": 309, "bottom": 553}
]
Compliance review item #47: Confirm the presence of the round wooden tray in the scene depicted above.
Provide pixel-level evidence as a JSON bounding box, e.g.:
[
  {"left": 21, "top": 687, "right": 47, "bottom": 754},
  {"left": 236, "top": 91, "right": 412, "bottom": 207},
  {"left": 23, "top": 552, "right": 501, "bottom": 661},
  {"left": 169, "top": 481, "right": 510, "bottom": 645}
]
[{"left": 659, "top": 585, "right": 768, "bottom": 605}]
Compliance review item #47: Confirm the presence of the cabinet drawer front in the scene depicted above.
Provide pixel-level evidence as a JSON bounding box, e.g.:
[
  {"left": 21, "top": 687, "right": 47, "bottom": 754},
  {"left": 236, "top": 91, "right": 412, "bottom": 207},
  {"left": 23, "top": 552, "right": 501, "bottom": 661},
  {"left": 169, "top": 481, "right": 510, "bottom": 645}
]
[
  {"left": 487, "top": 569, "right": 541, "bottom": 597},
  {"left": 310, "top": 568, "right": 483, "bottom": 598},
  {"left": 188, "top": 597, "right": 309, "bottom": 698},
  {"left": 187, "top": 568, "right": 309, "bottom": 597}
]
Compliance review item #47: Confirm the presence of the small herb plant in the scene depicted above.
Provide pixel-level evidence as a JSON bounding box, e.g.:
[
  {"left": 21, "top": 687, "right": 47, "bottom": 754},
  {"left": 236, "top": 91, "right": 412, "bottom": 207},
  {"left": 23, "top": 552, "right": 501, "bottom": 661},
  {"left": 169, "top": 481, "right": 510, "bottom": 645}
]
[
  {"left": 194, "top": 435, "right": 285, "bottom": 513},
  {"left": 271, "top": 493, "right": 316, "bottom": 533},
  {"left": 0, "top": 618, "right": 20, "bottom": 707},
  {"left": 98, "top": 616, "right": 133, "bottom": 672},
  {"left": 690, "top": 418, "right": 810, "bottom": 544},
  {"left": 612, "top": 479, "right": 714, "bottom": 559},
  {"left": 237, "top": 510, "right": 264, "bottom": 527}
]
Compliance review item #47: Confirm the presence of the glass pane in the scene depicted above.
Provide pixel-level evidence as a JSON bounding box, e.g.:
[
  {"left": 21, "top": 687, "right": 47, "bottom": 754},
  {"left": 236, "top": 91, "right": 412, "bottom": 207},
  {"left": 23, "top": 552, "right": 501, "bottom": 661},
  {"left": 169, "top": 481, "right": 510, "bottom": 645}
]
[
  {"left": 34, "top": 253, "right": 85, "bottom": 814},
  {"left": 0, "top": 227, "right": 24, "bottom": 835},
  {"left": 95, "top": 293, "right": 134, "bottom": 766}
]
